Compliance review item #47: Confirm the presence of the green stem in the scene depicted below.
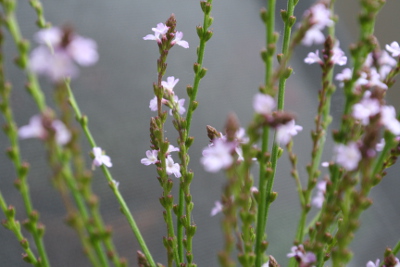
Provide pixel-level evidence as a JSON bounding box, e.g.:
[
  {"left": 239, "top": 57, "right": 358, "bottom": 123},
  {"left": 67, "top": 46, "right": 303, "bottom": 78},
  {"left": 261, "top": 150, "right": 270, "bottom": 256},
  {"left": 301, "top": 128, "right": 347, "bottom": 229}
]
[{"left": 65, "top": 81, "right": 157, "bottom": 267}]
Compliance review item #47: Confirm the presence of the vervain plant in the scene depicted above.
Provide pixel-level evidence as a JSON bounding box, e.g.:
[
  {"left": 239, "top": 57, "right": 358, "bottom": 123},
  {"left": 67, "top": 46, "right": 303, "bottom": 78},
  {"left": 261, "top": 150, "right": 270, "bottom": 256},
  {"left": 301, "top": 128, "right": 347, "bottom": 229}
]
[{"left": 1, "top": 0, "right": 400, "bottom": 267}]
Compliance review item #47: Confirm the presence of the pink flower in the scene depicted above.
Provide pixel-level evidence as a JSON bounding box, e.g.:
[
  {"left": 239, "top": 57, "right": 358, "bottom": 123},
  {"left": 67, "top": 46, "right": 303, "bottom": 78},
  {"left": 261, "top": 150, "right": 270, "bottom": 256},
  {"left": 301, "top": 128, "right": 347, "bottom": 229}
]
[
  {"left": 276, "top": 120, "right": 303, "bottom": 146},
  {"left": 201, "top": 139, "right": 234, "bottom": 172},
  {"left": 166, "top": 155, "right": 181, "bottom": 178},
  {"left": 141, "top": 150, "right": 159, "bottom": 165},
  {"left": 308, "top": 3, "right": 334, "bottom": 29},
  {"left": 381, "top": 105, "right": 400, "bottom": 135},
  {"left": 169, "top": 95, "right": 186, "bottom": 115},
  {"left": 92, "top": 147, "right": 112, "bottom": 168},
  {"left": 143, "top": 23, "right": 169, "bottom": 42},
  {"left": 171, "top": 31, "right": 189, "bottom": 48},
  {"left": 253, "top": 93, "right": 276, "bottom": 115},
  {"left": 29, "top": 27, "right": 98, "bottom": 82},
  {"left": 334, "top": 142, "right": 361, "bottom": 171},
  {"left": 210, "top": 201, "right": 223, "bottom": 216},
  {"left": 352, "top": 91, "right": 381, "bottom": 125},
  {"left": 161, "top": 76, "right": 179, "bottom": 92},
  {"left": 366, "top": 259, "right": 380, "bottom": 267},
  {"left": 386, "top": 41, "right": 400, "bottom": 57},
  {"left": 376, "top": 138, "right": 385, "bottom": 152},
  {"left": 331, "top": 42, "right": 347, "bottom": 66},
  {"left": 18, "top": 115, "right": 71, "bottom": 145},
  {"left": 335, "top": 68, "right": 352, "bottom": 87},
  {"left": 167, "top": 145, "right": 180, "bottom": 154},
  {"left": 311, "top": 180, "right": 327, "bottom": 208},
  {"left": 304, "top": 50, "right": 322, "bottom": 64},
  {"left": 302, "top": 27, "right": 325, "bottom": 46}
]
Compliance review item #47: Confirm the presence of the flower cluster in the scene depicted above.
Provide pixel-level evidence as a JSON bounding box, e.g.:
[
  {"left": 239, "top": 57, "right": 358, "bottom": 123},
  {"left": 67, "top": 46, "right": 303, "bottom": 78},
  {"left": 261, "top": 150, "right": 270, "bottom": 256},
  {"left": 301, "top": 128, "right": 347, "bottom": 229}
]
[
  {"left": 302, "top": 3, "right": 334, "bottom": 46},
  {"left": 143, "top": 22, "right": 189, "bottom": 48},
  {"left": 253, "top": 93, "right": 303, "bottom": 146},
  {"left": 287, "top": 245, "right": 316, "bottom": 267},
  {"left": 18, "top": 114, "right": 71, "bottom": 146},
  {"left": 149, "top": 76, "right": 186, "bottom": 116},
  {"left": 29, "top": 27, "right": 98, "bottom": 82},
  {"left": 141, "top": 145, "right": 181, "bottom": 178}
]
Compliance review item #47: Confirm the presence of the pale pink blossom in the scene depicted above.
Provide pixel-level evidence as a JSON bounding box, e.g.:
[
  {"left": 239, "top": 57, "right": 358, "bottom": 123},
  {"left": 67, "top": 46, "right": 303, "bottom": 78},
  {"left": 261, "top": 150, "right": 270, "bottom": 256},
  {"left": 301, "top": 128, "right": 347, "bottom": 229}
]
[
  {"left": 143, "top": 23, "right": 169, "bottom": 42},
  {"left": 312, "top": 180, "right": 327, "bottom": 208},
  {"left": 210, "top": 201, "right": 223, "bottom": 216},
  {"left": 334, "top": 142, "right": 361, "bottom": 171},
  {"left": 308, "top": 3, "right": 334, "bottom": 29},
  {"left": 167, "top": 145, "right": 180, "bottom": 154},
  {"left": 161, "top": 76, "right": 179, "bottom": 92},
  {"left": 169, "top": 95, "right": 186, "bottom": 115},
  {"left": 92, "top": 147, "right": 112, "bottom": 168},
  {"left": 368, "top": 68, "right": 388, "bottom": 89},
  {"left": 352, "top": 91, "right": 381, "bottom": 125},
  {"left": 171, "top": 31, "right": 189, "bottom": 48},
  {"left": 287, "top": 245, "right": 316, "bottom": 266},
  {"left": 302, "top": 27, "right": 325, "bottom": 46},
  {"left": 331, "top": 42, "right": 347, "bottom": 66},
  {"left": 18, "top": 115, "right": 71, "bottom": 145},
  {"left": 149, "top": 96, "right": 168, "bottom": 112},
  {"left": 381, "top": 105, "right": 400, "bottom": 135},
  {"left": 201, "top": 139, "right": 234, "bottom": 172},
  {"left": 276, "top": 120, "right": 303, "bottom": 146},
  {"left": 386, "top": 41, "right": 400, "bottom": 57},
  {"left": 321, "top": 161, "right": 329, "bottom": 167},
  {"left": 166, "top": 155, "right": 181, "bottom": 178},
  {"left": 253, "top": 93, "right": 276, "bottom": 115},
  {"left": 335, "top": 68, "right": 352, "bottom": 87},
  {"left": 29, "top": 27, "right": 98, "bottom": 81},
  {"left": 366, "top": 259, "right": 380, "bottom": 267},
  {"left": 141, "top": 150, "right": 159, "bottom": 165},
  {"left": 304, "top": 50, "right": 322, "bottom": 64}
]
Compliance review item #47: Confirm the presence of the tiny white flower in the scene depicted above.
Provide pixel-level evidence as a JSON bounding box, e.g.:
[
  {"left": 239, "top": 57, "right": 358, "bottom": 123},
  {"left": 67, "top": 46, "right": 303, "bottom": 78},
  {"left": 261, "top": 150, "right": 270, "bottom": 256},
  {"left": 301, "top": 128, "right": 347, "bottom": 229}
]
[
  {"left": 111, "top": 179, "right": 120, "bottom": 189},
  {"left": 210, "top": 201, "right": 223, "bottom": 216},
  {"left": 304, "top": 50, "right": 322, "bottom": 64},
  {"left": 166, "top": 155, "right": 181, "bottom": 178},
  {"left": 261, "top": 261, "right": 269, "bottom": 267},
  {"left": 161, "top": 76, "right": 179, "bottom": 92},
  {"left": 386, "top": 41, "right": 400, "bottom": 57},
  {"left": 92, "top": 147, "right": 112, "bottom": 168},
  {"left": 171, "top": 31, "right": 189, "bottom": 48},
  {"left": 141, "top": 150, "right": 159, "bottom": 165},
  {"left": 368, "top": 68, "right": 388, "bottom": 89},
  {"left": 321, "top": 161, "right": 329, "bottom": 167},
  {"left": 308, "top": 3, "right": 334, "bottom": 29},
  {"left": 381, "top": 105, "right": 400, "bottom": 135},
  {"left": 143, "top": 23, "right": 169, "bottom": 42},
  {"left": 149, "top": 96, "right": 158, "bottom": 112},
  {"left": 276, "top": 120, "right": 303, "bottom": 146},
  {"left": 201, "top": 139, "right": 234, "bottom": 172},
  {"left": 169, "top": 95, "right": 186, "bottom": 115},
  {"left": 334, "top": 142, "right": 361, "bottom": 171},
  {"left": 253, "top": 93, "right": 276, "bottom": 115},
  {"left": 167, "top": 145, "right": 180, "bottom": 154}
]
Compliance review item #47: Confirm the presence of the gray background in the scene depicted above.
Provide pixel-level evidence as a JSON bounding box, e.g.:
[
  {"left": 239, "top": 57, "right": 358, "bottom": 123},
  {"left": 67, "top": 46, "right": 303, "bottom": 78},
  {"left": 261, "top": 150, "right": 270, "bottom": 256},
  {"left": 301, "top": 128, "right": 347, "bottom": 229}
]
[{"left": 1, "top": 0, "right": 400, "bottom": 266}]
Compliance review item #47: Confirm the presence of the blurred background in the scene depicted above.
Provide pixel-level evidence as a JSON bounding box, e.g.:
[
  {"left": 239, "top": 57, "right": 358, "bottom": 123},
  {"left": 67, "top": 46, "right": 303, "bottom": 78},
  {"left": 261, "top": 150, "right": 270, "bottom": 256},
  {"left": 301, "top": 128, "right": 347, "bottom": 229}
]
[{"left": 1, "top": 0, "right": 400, "bottom": 266}]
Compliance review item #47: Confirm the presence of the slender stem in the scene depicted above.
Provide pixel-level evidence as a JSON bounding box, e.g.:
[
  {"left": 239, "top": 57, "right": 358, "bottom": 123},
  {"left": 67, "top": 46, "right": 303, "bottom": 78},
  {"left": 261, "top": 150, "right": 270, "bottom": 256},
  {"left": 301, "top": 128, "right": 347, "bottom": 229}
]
[{"left": 66, "top": 81, "right": 157, "bottom": 267}]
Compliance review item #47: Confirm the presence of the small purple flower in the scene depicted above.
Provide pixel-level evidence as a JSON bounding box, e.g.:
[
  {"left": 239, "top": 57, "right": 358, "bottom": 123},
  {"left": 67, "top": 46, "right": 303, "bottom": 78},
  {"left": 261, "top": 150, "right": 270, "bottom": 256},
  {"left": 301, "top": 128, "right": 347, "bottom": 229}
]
[
  {"left": 352, "top": 91, "right": 381, "bottom": 125},
  {"left": 381, "top": 105, "right": 400, "bottom": 135},
  {"left": 304, "top": 50, "right": 322, "bottom": 64},
  {"left": 210, "top": 201, "right": 223, "bottom": 216},
  {"left": 18, "top": 115, "right": 71, "bottom": 146},
  {"left": 161, "top": 76, "right": 180, "bottom": 92},
  {"left": 311, "top": 180, "right": 327, "bottom": 208},
  {"left": 386, "top": 41, "right": 400, "bottom": 57},
  {"left": 169, "top": 95, "right": 186, "bottom": 116},
  {"left": 201, "top": 139, "right": 234, "bottom": 173},
  {"left": 334, "top": 142, "right": 361, "bottom": 171},
  {"left": 143, "top": 23, "right": 169, "bottom": 42},
  {"left": 171, "top": 31, "right": 189, "bottom": 48},
  {"left": 253, "top": 93, "right": 276, "bottom": 115},
  {"left": 276, "top": 120, "right": 303, "bottom": 146},
  {"left": 92, "top": 147, "right": 112, "bottom": 168},
  {"left": 366, "top": 259, "right": 380, "bottom": 267},
  {"left": 166, "top": 155, "right": 181, "bottom": 178},
  {"left": 141, "top": 150, "right": 159, "bottom": 166}
]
